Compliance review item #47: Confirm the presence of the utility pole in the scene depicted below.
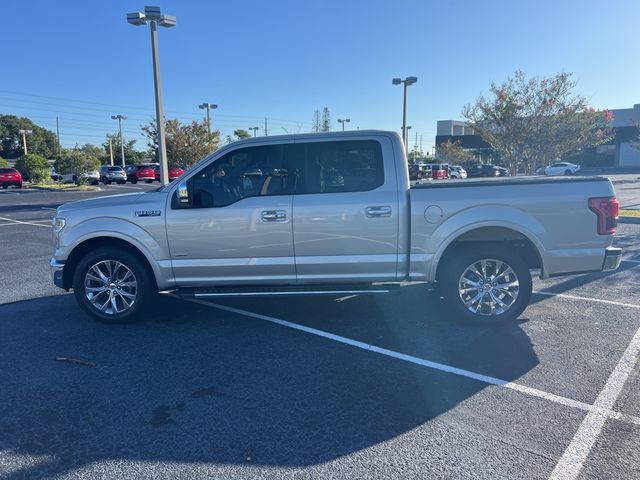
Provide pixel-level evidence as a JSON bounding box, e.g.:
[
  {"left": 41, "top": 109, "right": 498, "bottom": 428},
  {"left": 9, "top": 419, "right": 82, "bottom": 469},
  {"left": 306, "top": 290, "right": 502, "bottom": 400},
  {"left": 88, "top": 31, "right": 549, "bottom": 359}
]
[
  {"left": 264, "top": 117, "right": 268, "bottom": 136},
  {"left": 414, "top": 131, "right": 418, "bottom": 161},
  {"left": 109, "top": 137, "right": 114, "bottom": 166},
  {"left": 198, "top": 103, "right": 218, "bottom": 134},
  {"left": 18, "top": 129, "right": 32, "bottom": 155},
  {"left": 249, "top": 126, "right": 260, "bottom": 137},
  {"left": 337, "top": 118, "right": 351, "bottom": 131},
  {"left": 56, "top": 117, "right": 61, "bottom": 156},
  {"left": 392, "top": 76, "right": 418, "bottom": 153},
  {"left": 111, "top": 115, "right": 127, "bottom": 167}
]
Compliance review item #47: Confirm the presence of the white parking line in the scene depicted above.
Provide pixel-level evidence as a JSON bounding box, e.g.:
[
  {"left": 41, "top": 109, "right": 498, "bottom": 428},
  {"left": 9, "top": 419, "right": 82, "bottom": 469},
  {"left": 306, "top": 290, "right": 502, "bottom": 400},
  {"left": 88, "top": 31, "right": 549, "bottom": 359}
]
[
  {"left": 533, "top": 291, "right": 640, "bottom": 309},
  {"left": 0, "top": 216, "right": 52, "bottom": 228},
  {"left": 549, "top": 324, "right": 640, "bottom": 480},
  {"left": 183, "top": 297, "right": 640, "bottom": 429}
]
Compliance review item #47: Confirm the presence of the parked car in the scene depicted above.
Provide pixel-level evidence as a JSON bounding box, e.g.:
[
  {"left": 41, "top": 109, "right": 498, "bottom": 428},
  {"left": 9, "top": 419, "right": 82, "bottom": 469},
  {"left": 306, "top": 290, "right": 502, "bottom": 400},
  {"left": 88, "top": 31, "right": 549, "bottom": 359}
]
[
  {"left": 60, "top": 170, "right": 100, "bottom": 185},
  {"left": 124, "top": 164, "right": 156, "bottom": 183},
  {"left": 151, "top": 164, "right": 185, "bottom": 182},
  {"left": 449, "top": 165, "right": 467, "bottom": 179},
  {"left": 0, "top": 168, "right": 23, "bottom": 189},
  {"left": 50, "top": 167, "right": 62, "bottom": 181},
  {"left": 495, "top": 166, "right": 511, "bottom": 176},
  {"left": 100, "top": 166, "right": 127, "bottom": 184},
  {"left": 424, "top": 163, "right": 449, "bottom": 180},
  {"left": 467, "top": 164, "right": 501, "bottom": 178},
  {"left": 408, "top": 163, "right": 429, "bottom": 181},
  {"left": 543, "top": 162, "right": 581, "bottom": 176},
  {"left": 50, "top": 131, "right": 622, "bottom": 326}
]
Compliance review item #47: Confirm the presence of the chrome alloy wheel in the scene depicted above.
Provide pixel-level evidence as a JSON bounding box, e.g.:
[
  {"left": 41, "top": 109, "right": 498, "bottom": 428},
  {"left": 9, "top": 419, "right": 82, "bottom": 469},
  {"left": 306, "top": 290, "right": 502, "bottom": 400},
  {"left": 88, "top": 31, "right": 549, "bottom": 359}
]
[
  {"left": 84, "top": 260, "right": 138, "bottom": 315},
  {"left": 458, "top": 259, "right": 520, "bottom": 316}
]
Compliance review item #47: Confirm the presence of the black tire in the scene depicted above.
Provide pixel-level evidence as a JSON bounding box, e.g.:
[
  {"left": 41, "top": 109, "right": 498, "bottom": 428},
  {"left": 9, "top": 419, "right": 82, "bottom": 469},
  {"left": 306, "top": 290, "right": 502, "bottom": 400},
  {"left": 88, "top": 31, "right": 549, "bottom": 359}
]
[
  {"left": 2, "top": 185, "right": 7, "bottom": 189},
  {"left": 440, "top": 245, "right": 532, "bottom": 326},
  {"left": 72, "top": 247, "right": 155, "bottom": 324},
  {"left": 131, "top": 177, "right": 138, "bottom": 184},
  {"left": 564, "top": 169, "right": 572, "bottom": 175}
]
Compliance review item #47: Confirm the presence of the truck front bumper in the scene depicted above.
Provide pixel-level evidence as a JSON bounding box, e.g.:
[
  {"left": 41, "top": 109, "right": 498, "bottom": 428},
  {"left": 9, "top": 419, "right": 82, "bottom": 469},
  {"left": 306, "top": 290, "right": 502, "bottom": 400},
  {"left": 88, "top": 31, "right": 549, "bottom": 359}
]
[
  {"left": 602, "top": 247, "right": 622, "bottom": 271},
  {"left": 50, "top": 257, "right": 66, "bottom": 288}
]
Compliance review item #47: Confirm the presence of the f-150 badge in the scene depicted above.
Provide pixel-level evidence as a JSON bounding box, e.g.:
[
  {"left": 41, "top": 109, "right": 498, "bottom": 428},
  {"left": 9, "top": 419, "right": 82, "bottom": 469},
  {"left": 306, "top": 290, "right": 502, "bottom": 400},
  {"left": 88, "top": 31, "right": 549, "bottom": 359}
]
[{"left": 135, "top": 210, "right": 162, "bottom": 217}]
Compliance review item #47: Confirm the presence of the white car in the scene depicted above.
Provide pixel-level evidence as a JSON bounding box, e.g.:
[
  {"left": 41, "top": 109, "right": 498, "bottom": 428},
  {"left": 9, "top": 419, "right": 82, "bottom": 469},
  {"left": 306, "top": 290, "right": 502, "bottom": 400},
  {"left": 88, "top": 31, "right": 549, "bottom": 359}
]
[
  {"left": 543, "top": 162, "right": 581, "bottom": 176},
  {"left": 60, "top": 170, "right": 100, "bottom": 185},
  {"left": 449, "top": 165, "right": 467, "bottom": 179}
]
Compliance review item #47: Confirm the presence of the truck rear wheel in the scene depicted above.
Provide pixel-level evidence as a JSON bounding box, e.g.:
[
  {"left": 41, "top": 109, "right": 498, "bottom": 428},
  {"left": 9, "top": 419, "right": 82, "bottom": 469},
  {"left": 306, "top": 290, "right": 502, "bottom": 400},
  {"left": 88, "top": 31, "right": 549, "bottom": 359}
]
[
  {"left": 72, "top": 247, "right": 154, "bottom": 323},
  {"left": 440, "top": 246, "right": 532, "bottom": 325}
]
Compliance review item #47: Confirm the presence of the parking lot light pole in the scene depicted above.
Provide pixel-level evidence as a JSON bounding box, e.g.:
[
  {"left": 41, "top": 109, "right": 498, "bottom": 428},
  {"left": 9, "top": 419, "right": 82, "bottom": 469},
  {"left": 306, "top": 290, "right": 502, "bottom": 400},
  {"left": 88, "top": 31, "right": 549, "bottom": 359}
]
[
  {"left": 249, "top": 126, "right": 260, "bottom": 137},
  {"left": 111, "top": 115, "right": 127, "bottom": 167},
  {"left": 18, "top": 129, "right": 33, "bottom": 155},
  {"left": 392, "top": 76, "right": 418, "bottom": 153},
  {"left": 127, "top": 6, "right": 176, "bottom": 185},
  {"left": 337, "top": 118, "right": 350, "bottom": 131},
  {"left": 198, "top": 103, "right": 218, "bottom": 134}
]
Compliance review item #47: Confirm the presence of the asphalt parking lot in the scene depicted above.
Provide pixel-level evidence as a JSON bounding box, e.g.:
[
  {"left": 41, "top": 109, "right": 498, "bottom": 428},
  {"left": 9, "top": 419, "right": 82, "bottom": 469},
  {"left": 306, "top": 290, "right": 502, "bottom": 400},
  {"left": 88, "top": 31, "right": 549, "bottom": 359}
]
[{"left": 1, "top": 182, "right": 640, "bottom": 479}]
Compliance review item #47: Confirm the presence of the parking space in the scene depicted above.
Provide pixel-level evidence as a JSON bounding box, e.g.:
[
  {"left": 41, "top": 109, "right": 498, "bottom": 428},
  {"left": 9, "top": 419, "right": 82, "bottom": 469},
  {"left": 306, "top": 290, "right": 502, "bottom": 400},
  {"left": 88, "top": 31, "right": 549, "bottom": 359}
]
[{"left": 1, "top": 188, "right": 639, "bottom": 479}]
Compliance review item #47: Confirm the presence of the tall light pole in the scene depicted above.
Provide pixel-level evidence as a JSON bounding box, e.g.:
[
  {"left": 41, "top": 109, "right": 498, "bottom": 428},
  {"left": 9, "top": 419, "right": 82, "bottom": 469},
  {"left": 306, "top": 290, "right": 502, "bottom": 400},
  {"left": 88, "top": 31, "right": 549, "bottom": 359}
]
[
  {"left": 198, "top": 103, "right": 218, "bottom": 134},
  {"left": 392, "top": 76, "right": 418, "bottom": 153},
  {"left": 18, "top": 129, "right": 32, "bottom": 155},
  {"left": 111, "top": 115, "right": 127, "bottom": 167},
  {"left": 127, "top": 6, "right": 176, "bottom": 185},
  {"left": 249, "top": 126, "right": 260, "bottom": 137},
  {"left": 337, "top": 118, "right": 350, "bottom": 131}
]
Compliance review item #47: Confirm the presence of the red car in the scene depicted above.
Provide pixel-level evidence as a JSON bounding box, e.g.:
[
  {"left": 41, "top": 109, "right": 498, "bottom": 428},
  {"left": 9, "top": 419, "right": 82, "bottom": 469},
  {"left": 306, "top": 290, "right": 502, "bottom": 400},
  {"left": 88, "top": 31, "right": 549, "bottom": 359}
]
[
  {"left": 125, "top": 164, "right": 156, "bottom": 184},
  {"left": 152, "top": 165, "right": 185, "bottom": 182},
  {"left": 0, "top": 168, "right": 23, "bottom": 189}
]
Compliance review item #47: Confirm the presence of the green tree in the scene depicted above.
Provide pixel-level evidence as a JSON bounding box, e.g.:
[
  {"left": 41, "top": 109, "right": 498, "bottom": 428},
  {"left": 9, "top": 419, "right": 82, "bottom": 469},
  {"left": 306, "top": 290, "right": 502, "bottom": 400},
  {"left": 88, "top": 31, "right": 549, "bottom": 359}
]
[
  {"left": 233, "top": 129, "right": 251, "bottom": 140},
  {"left": 462, "top": 71, "right": 613, "bottom": 174},
  {"left": 321, "top": 107, "right": 331, "bottom": 132},
  {"left": 436, "top": 140, "right": 477, "bottom": 165},
  {"left": 143, "top": 118, "right": 221, "bottom": 168},
  {"left": 0, "top": 115, "right": 58, "bottom": 158},
  {"left": 312, "top": 110, "right": 321, "bottom": 132},
  {"left": 14, "top": 153, "right": 50, "bottom": 183},
  {"left": 55, "top": 150, "right": 100, "bottom": 185},
  {"left": 102, "top": 134, "right": 145, "bottom": 165},
  {"left": 0, "top": 157, "right": 8, "bottom": 167}
]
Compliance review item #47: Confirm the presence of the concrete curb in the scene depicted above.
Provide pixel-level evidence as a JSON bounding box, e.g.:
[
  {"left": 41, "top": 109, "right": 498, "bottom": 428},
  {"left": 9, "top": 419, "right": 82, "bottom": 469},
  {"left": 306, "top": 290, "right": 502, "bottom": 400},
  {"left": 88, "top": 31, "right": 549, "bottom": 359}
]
[
  {"left": 619, "top": 216, "right": 640, "bottom": 225},
  {"left": 28, "top": 185, "right": 102, "bottom": 193}
]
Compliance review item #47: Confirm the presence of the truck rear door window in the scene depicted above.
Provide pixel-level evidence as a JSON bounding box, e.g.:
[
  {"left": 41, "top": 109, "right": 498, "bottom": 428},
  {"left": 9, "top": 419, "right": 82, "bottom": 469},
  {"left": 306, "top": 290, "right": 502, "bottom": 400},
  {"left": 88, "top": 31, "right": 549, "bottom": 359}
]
[{"left": 289, "top": 140, "right": 384, "bottom": 194}]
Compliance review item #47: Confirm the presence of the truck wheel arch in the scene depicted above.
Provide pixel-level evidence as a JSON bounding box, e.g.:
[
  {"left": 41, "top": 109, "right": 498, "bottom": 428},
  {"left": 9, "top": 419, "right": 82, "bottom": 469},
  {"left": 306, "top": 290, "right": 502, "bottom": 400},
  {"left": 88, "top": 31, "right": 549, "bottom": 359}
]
[
  {"left": 62, "top": 236, "right": 158, "bottom": 291},
  {"left": 433, "top": 226, "right": 544, "bottom": 283}
]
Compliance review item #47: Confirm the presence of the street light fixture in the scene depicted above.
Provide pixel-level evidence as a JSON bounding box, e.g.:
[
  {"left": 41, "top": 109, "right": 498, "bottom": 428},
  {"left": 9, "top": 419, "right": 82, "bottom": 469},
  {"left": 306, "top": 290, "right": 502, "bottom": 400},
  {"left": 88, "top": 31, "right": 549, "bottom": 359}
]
[
  {"left": 249, "top": 126, "right": 260, "bottom": 137},
  {"left": 198, "top": 103, "right": 218, "bottom": 134},
  {"left": 392, "top": 76, "right": 418, "bottom": 153},
  {"left": 18, "top": 129, "right": 33, "bottom": 155},
  {"left": 111, "top": 115, "right": 128, "bottom": 167},
  {"left": 126, "top": 5, "right": 176, "bottom": 185},
  {"left": 337, "top": 118, "right": 350, "bottom": 131}
]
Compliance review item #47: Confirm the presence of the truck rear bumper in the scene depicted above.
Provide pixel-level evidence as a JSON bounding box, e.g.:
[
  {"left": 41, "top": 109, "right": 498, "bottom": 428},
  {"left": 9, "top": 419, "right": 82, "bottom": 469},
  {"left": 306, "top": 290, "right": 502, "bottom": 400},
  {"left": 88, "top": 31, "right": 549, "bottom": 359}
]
[{"left": 602, "top": 247, "right": 622, "bottom": 271}]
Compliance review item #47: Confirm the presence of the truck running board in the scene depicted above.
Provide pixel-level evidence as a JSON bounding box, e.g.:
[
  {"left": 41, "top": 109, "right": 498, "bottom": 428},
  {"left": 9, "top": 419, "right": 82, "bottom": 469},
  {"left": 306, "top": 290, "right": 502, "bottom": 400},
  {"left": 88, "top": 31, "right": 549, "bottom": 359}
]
[{"left": 176, "top": 284, "right": 398, "bottom": 299}]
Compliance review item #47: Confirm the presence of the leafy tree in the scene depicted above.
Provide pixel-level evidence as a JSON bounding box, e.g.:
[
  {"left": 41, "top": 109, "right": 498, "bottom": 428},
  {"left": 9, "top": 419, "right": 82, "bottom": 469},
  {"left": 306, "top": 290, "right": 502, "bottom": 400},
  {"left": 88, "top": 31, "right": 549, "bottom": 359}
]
[
  {"left": 55, "top": 150, "right": 100, "bottom": 184},
  {"left": 312, "top": 110, "right": 321, "bottom": 133},
  {"left": 143, "top": 118, "right": 221, "bottom": 168},
  {"left": 462, "top": 71, "right": 613, "bottom": 174},
  {"left": 0, "top": 157, "right": 8, "bottom": 167},
  {"left": 233, "top": 129, "right": 251, "bottom": 140},
  {"left": 14, "top": 153, "right": 50, "bottom": 183},
  {"left": 436, "top": 140, "right": 477, "bottom": 165},
  {"left": 0, "top": 115, "right": 58, "bottom": 158},
  {"left": 102, "top": 134, "right": 145, "bottom": 165}
]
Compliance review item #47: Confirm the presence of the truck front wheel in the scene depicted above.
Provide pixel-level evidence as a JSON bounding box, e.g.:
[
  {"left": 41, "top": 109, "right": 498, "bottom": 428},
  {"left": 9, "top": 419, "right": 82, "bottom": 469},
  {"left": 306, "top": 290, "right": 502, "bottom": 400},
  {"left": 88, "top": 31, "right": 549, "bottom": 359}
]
[
  {"left": 440, "top": 246, "right": 532, "bottom": 325},
  {"left": 72, "top": 247, "right": 154, "bottom": 323}
]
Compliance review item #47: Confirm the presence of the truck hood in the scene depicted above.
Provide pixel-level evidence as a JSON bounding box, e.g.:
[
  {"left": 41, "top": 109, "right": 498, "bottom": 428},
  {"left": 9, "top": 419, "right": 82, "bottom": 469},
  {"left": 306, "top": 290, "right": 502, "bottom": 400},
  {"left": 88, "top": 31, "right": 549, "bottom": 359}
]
[{"left": 57, "top": 193, "right": 145, "bottom": 213}]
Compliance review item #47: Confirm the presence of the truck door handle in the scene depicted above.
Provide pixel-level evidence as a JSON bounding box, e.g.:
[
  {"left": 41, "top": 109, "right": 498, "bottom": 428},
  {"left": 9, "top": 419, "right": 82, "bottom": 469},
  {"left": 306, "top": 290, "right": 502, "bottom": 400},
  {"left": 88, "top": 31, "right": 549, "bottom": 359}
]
[
  {"left": 261, "top": 210, "right": 287, "bottom": 222},
  {"left": 365, "top": 206, "right": 392, "bottom": 218}
]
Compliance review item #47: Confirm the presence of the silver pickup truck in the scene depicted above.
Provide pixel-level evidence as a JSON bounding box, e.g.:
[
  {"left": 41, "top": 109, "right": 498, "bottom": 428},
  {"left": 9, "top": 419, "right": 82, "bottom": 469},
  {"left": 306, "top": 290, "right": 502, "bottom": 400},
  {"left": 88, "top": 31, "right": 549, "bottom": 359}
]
[{"left": 50, "top": 131, "right": 622, "bottom": 325}]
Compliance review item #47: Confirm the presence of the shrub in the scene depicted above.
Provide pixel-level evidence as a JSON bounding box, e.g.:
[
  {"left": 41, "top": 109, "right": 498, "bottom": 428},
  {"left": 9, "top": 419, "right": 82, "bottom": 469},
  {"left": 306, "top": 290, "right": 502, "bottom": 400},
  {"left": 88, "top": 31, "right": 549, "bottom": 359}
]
[
  {"left": 55, "top": 151, "right": 100, "bottom": 184},
  {"left": 0, "top": 157, "right": 9, "bottom": 167},
  {"left": 14, "top": 153, "right": 50, "bottom": 183}
]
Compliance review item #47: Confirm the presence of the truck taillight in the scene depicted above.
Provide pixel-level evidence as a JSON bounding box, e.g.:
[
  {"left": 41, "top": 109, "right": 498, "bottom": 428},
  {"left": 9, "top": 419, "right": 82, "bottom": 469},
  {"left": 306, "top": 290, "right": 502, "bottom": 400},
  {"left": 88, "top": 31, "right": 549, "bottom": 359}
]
[{"left": 589, "top": 197, "right": 619, "bottom": 235}]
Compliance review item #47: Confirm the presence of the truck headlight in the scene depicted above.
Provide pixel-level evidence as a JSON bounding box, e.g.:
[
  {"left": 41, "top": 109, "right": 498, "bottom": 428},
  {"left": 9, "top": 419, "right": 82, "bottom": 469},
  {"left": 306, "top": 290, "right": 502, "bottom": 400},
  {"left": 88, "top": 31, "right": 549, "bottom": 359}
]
[{"left": 52, "top": 217, "right": 66, "bottom": 233}]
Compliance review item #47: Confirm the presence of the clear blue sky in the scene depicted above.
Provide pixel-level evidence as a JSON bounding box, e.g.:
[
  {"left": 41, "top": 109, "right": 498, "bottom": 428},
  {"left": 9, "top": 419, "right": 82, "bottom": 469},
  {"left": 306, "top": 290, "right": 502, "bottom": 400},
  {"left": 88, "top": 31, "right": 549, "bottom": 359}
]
[{"left": 2, "top": 0, "right": 638, "bottom": 151}]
